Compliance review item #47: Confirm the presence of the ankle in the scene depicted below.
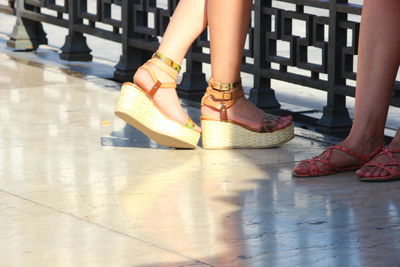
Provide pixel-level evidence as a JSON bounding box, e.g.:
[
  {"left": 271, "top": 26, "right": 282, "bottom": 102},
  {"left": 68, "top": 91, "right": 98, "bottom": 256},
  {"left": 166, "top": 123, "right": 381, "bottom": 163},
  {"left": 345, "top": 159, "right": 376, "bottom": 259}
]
[{"left": 342, "top": 133, "right": 384, "bottom": 154}]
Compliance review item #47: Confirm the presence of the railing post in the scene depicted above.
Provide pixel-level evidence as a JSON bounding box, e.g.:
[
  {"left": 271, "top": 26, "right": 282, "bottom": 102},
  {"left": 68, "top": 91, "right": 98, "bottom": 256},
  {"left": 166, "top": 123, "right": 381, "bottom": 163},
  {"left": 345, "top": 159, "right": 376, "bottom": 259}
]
[
  {"left": 7, "top": 0, "right": 47, "bottom": 50},
  {"left": 178, "top": 34, "right": 208, "bottom": 102},
  {"left": 249, "top": 0, "right": 281, "bottom": 110},
  {"left": 114, "top": 0, "right": 153, "bottom": 82},
  {"left": 60, "top": 0, "right": 92, "bottom": 61},
  {"left": 316, "top": 0, "right": 352, "bottom": 137}
]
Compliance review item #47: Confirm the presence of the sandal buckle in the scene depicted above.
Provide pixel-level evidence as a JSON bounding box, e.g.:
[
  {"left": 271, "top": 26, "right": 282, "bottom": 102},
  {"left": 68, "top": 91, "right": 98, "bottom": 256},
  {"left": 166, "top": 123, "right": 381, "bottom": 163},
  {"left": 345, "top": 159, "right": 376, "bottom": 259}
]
[
  {"left": 219, "top": 83, "right": 231, "bottom": 91},
  {"left": 221, "top": 92, "right": 232, "bottom": 100}
]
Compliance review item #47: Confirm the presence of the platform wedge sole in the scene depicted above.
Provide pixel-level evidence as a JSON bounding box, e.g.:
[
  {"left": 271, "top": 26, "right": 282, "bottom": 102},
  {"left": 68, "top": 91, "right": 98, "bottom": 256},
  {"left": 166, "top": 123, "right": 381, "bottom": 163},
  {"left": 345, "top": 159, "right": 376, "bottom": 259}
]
[
  {"left": 201, "top": 119, "right": 294, "bottom": 149},
  {"left": 115, "top": 82, "right": 200, "bottom": 149}
]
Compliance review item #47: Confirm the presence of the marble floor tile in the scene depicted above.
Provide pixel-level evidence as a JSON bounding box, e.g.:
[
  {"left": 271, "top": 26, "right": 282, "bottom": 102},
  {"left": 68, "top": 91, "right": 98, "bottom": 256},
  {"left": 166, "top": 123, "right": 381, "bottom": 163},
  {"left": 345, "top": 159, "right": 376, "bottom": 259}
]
[{"left": 0, "top": 191, "right": 207, "bottom": 267}]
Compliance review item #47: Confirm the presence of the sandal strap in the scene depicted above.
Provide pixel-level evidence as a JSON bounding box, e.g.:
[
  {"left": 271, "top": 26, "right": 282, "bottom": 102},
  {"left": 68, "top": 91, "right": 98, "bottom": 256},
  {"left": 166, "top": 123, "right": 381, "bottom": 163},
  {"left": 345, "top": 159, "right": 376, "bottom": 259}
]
[
  {"left": 201, "top": 78, "right": 244, "bottom": 121},
  {"left": 138, "top": 52, "right": 180, "bottom": 98},
  {"left": 303, "top": 158, "right": 332, "bottom": 175},
  {"left": 322, "top": 144, "right": 383, "bottom": 165},
  {"left": 183, "top": 117, "right": 196, "bottom": 130},
  {"left": 308, "top": 144, "right": 384, "bottom": 171},
  {"left": 365, "top": 162, "right": 397, "bottom": 176},
  {"left": 260, "top": 114, "right": 282, "bottom": 133},
  {"left": 205, "top": 86, "right": 244, "bottom": 101},
  {"left": 296, "top": 144, "right": 384, "bottom": 177},
  {"left": 153, "top": 51, "right": 181, "bottom": 73},
  {"left": 363, "top": 147, "right": 400, "bottom": 168},
  {"left": 208, "top": 78, "right": 242, "bottom": 91}
]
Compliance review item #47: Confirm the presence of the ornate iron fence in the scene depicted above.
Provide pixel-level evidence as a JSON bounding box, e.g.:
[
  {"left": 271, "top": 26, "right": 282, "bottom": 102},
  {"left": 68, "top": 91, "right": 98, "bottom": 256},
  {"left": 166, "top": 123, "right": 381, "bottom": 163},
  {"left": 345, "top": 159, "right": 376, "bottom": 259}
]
[{"left": 1, "top": 0, "right": 399, "bottom": 135}]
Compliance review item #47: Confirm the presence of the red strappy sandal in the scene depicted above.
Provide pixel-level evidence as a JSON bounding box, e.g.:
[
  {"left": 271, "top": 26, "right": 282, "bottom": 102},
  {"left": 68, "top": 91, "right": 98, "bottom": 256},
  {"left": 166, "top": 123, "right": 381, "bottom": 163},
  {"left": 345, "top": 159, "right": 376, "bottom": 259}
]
[
  {"left": 357, "top": 148, "right": 400, "bottom": 182},
  {"left": 292, "top": 144, "right": 384, "bottom": 178}
]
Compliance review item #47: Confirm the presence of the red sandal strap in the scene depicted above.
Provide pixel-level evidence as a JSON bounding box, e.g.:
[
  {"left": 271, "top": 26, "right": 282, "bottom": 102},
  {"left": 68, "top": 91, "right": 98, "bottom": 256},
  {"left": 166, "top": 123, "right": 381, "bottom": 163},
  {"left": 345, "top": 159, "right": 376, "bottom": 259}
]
[
  {"left": 326, "top": 144, "right": 384, "bottom": 165},
  {"left": 363, "top": 148, "right": 400, "bottom": 170},
  {"left": 298, "top": 144, "right": 384, "bottom": 176},
  {"left": 303, "top": 158, "right": 331, "bottom": 175},
  {"left": 364, "top": 162, "right": 397, "bottom": 176}
]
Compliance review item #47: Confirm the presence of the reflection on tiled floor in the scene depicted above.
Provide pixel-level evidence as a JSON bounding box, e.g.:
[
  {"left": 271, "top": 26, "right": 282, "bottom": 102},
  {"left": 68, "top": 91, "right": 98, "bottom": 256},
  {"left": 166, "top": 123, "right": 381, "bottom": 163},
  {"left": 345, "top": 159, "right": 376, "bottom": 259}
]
[{"left": 1, "top": 52, "right": 400, "bottom": 267}]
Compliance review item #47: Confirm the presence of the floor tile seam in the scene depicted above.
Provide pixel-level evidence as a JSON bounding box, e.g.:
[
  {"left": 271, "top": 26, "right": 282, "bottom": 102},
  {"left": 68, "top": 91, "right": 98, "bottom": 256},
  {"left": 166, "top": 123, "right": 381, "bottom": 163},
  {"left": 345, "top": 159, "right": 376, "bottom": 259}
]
[{"left": 0, "top": 188, "right": 214, "bottom": 267}]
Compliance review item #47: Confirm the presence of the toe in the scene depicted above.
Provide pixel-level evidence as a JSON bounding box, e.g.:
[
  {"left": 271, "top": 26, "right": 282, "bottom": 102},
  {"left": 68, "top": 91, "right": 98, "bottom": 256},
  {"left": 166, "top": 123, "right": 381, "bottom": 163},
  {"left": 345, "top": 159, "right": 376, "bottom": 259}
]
[
  {"left": 367, "top": 167, "right": 380, "bottom": 177},
  {"left": 380, "top": 169, "right": 390, "bottom": 177},
  {"left": 356, "top": 166, "right": 371, "bottom": 177},
  {"left": 372, "top": 167, "right": 383, "bottom": 178},
  {"left": 356, "top": 166, "right": 369, "bottom": 177},
  {"left": 293, "top": 161, "right": 311, "bottom": 176},
  {"left": 194, "top": 124, "right": 202, "bottom": 133},
  {"left": 276, "top": 115, "right": 293, "bottom": 130},
  {"left": 364, "top": 168, "right": 374, "bottom": 177}
]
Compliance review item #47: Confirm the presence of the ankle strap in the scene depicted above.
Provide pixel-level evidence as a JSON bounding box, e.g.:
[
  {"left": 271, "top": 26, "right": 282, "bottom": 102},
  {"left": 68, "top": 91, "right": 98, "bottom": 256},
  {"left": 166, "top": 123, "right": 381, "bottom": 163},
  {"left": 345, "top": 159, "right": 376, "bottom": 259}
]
[
  {"left": 153, "top": 51, "right": 181, "bottom": 73},
  {"left": 208, "top": 78, "right": 242, "bottom": 91},
  {"left": 138, "top": 52, "right": 180, "bottom": 98},
  {"left": 201, "top": 78, "right": 244, "bottom": 121}
]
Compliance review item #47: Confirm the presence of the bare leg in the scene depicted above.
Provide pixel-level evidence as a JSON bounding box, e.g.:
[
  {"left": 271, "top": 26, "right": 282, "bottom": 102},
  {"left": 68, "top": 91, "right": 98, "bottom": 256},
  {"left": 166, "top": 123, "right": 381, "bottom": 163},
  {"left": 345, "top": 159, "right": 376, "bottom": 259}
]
[
  {"left": 294, "top": 0, "right": 400, "bottom": 176},
  {"left": 201, "top": 0, "right": 290, "bottom": 130},
  {"left": 133, "top": 0, "right": 208, "bottom": 132}
]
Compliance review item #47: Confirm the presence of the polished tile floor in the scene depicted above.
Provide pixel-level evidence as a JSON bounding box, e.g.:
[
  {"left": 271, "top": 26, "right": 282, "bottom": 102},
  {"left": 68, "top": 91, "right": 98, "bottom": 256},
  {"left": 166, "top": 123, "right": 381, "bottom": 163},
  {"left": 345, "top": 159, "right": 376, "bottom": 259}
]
[{"left": 1, "top": 52, "right": 400, "bottom": 267}]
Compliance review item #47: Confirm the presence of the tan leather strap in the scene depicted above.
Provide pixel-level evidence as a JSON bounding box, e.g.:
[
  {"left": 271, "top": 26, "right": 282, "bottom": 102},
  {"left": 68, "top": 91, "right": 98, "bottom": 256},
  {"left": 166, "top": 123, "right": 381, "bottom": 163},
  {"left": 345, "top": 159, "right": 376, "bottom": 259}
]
[
  {"left": 205, "top": 86, "right": 244, "bottom": 101},
  {"left": 137, "top": 53, "right": 181, "bottom": 98},
  {"left": 201, "top": 78, "right": 244, "bottom": 121},
  {"left": 147, "top": 57, "right": 179, "bottom": 81},
  {"left": 208, "top": 78, "right": 242, "bottom": 91}
]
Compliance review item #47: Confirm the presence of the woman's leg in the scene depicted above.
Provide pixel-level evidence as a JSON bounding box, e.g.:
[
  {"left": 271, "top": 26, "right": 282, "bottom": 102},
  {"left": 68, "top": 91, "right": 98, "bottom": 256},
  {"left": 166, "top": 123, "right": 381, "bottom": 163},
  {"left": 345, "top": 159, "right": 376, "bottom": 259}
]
[
  {"left": 134, "top": 0, "right": 207, "bottom": 131},
  {"left": 294, "top": 0, "right": 400, "bottom": 176},
  {"left": 202, "top": 0, "right": 290, "bottom": 130}
]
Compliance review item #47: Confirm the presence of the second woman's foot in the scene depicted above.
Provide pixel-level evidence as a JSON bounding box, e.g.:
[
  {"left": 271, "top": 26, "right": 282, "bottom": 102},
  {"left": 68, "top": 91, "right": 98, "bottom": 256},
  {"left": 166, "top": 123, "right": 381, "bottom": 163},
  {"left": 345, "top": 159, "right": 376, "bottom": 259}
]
[{"left": 292, "top": 136, "right": 384, "bottom": 177}]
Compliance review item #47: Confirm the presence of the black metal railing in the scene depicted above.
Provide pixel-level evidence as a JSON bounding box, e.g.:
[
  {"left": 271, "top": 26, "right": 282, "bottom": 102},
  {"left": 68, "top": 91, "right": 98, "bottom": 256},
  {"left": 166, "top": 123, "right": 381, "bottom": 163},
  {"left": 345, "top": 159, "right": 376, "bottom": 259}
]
[{"left": 1, "top": 0, "right": 399, "bottom": 135}]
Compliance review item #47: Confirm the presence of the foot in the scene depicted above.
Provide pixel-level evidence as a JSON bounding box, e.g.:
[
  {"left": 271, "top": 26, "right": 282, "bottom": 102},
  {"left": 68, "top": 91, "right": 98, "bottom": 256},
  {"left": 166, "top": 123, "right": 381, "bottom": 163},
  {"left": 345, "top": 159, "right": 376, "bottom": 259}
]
[
  {"left": 356, "top": 129, "right": 400, "bottom": 178},
  {"left": 133, "top": 68, "right": 201, "bottom": 133},
  {"left": 293, "top": 136, "right": 383, "bottom": 177},
  {"left": 201, "top": 97, "right": 292, "bottom": 131}
]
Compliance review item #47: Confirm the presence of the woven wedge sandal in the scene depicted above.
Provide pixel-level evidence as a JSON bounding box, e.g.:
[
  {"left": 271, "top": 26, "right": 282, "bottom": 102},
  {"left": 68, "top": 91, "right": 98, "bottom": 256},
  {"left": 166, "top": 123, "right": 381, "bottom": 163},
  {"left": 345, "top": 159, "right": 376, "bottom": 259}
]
[
  {"left": 115, "top": 52, "right": 201, "bottom": 149},
  {"left": 201, "top": 78, "right": 294, "bottom": 149},
  {"left": 292, "top": 144, "right": 384, "bottom": 178}
]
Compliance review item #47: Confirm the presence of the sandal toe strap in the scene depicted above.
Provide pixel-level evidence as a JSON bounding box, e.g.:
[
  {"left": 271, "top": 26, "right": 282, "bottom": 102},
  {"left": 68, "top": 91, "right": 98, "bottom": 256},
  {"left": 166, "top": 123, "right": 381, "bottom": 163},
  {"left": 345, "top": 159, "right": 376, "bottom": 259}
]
[
  {"left": 260, "top": 114, "right": 281, "bottom": 133},
  {"left": 364, "top": 162, "right": 397, "bottom": 175},
  {"left": 183, "top": 117, "right": 197, "bottom": 130},
  {"left": 302, "top": 157, "right": 332, "bottom": 175},
  {"left": 363, "top": 148, "right": 400, "bottom": 174}
]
